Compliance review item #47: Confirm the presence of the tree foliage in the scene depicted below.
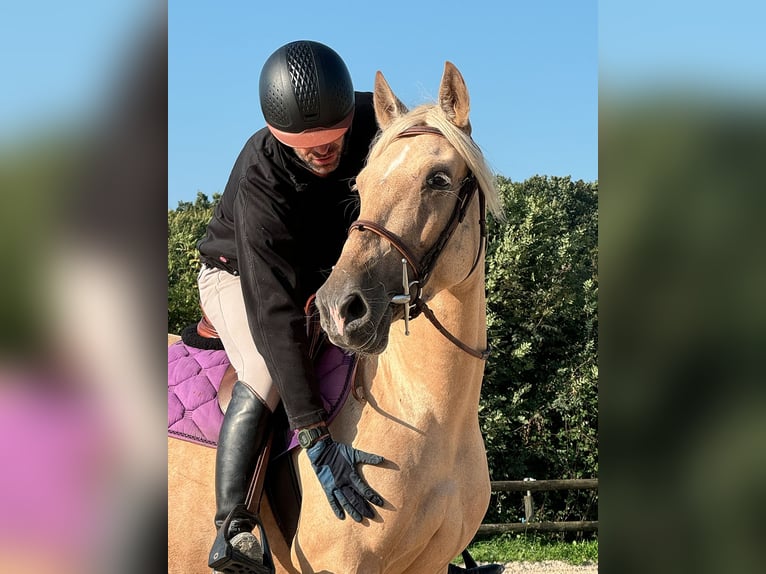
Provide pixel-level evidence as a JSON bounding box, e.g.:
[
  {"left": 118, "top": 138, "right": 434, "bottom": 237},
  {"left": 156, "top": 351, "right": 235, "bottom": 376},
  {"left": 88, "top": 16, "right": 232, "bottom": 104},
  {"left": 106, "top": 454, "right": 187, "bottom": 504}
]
[
  {"left": 482, "top": 175, "right": 598, "bottom": 525},
  {"left": 168, "top": 191, "right": 218, "bottom": 334}
]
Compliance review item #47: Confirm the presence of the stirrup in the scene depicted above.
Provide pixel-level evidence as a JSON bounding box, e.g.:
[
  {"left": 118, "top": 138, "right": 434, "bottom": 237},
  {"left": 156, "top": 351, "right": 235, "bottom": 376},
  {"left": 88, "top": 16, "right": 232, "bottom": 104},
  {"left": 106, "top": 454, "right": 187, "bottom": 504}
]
[
  {"left": 448, "top": 556, "right": 505, "bottom": 574},
  {"left": 208, "top": 505, "right": 275, "bottom": 574}
]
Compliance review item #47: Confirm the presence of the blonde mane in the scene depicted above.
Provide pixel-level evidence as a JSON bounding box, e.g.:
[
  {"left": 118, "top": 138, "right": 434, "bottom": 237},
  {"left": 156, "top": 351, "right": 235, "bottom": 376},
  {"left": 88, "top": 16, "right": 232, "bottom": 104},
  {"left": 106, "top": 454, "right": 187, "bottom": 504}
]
[{"left": 368, "top": 104, "right": 504, "bottom": 219}]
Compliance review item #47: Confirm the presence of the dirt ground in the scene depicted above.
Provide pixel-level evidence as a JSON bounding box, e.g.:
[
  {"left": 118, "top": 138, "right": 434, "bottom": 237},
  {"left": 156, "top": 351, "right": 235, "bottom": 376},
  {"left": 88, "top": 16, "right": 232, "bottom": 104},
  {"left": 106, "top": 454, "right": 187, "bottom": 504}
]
[
  {"left": 504, "top": 561, "right": 596, "bottom": 573},
  {"left": 473, "top": 561, "right": 597, "bottom": 573}
]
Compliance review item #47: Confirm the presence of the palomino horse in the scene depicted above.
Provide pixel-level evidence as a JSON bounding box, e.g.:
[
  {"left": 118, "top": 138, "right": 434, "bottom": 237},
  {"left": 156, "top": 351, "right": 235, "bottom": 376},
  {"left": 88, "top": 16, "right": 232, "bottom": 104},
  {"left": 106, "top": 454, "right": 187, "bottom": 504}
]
[{"left": 168, "top": 61, "right": 503, "bottom": 573}]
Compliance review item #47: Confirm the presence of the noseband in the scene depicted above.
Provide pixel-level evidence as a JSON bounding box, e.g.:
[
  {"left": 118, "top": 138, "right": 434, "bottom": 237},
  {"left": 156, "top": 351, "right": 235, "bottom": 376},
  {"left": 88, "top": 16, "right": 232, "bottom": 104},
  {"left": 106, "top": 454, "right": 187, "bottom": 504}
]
[{"left": 348, "top": 125, "right": 490, "bottom": 360}]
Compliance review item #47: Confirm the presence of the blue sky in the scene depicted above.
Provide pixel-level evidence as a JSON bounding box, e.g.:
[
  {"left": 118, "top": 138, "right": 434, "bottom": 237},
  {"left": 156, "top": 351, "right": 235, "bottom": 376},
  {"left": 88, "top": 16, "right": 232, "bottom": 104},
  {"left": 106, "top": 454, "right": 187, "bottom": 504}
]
[
  {"left": 2, "top": 2, "right": 762, "bottom": 209},
  {"left": 599, "top": 0, "right": 766, "bottom": 93},
  {"left": 168, "top": 1, "right": 598, "bottom": 208}
]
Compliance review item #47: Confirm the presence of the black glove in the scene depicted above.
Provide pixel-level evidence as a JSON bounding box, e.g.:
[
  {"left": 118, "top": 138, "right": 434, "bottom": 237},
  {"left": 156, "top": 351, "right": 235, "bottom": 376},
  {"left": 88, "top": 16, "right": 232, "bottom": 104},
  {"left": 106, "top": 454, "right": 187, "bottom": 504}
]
[{"left": 305, "top": 436, "right": 385, "bottom": 522}]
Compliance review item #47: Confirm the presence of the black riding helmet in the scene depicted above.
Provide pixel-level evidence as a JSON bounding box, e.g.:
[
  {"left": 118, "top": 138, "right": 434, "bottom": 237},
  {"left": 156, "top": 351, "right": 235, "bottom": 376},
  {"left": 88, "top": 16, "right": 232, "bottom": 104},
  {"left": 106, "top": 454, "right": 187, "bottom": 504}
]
[{"left": 259, "top": 40, "right": 355, "bottom": 148}]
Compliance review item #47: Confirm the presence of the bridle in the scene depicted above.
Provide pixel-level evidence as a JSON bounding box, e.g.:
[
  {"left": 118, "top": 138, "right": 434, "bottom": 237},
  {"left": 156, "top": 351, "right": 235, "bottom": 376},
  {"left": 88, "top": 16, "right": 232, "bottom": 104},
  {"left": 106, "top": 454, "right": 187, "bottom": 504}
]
[{"left": 348, "top": 125, "right": 490, "bottom": 360}]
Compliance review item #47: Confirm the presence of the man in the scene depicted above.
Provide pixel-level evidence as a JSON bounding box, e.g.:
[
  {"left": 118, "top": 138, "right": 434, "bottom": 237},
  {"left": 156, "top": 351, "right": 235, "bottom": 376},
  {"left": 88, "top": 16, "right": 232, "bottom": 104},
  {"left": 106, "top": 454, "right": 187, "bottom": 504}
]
[{"left": 196, "top": 40, "right": 385, "bottom": 572}]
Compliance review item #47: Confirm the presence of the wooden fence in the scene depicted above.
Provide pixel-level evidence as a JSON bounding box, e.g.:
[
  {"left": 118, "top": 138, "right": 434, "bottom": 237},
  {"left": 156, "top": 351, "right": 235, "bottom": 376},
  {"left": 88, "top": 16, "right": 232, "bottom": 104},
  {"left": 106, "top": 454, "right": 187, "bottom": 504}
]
[{"left": 478, "top": 478, "right": 598, "bottom": 534}]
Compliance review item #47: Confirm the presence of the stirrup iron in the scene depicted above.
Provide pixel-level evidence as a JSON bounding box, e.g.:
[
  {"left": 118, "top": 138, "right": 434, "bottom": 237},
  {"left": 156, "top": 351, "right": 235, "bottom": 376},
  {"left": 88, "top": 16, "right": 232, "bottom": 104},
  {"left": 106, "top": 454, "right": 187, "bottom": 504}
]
[{"left": 208, "top": 505, "right": 275, "bottom": 574}]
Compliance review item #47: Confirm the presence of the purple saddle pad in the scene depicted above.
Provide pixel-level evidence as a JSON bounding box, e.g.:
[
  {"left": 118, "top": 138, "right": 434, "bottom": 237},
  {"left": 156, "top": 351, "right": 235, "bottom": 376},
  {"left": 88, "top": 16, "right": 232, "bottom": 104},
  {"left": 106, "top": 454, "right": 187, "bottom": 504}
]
[
  {"left": 167, "top": 340, "right": 356, "bottom": 449},
  {"left": 167, "top": 341, "right": 230, "bottom": 446}
]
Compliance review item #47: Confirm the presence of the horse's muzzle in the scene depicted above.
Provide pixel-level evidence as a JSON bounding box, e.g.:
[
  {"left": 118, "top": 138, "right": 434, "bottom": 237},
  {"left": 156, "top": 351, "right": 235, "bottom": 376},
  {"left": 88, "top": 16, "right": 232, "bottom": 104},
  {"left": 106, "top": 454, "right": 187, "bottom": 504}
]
[{"left": 315, "top": 281, "right": 392, "bottom": 355}]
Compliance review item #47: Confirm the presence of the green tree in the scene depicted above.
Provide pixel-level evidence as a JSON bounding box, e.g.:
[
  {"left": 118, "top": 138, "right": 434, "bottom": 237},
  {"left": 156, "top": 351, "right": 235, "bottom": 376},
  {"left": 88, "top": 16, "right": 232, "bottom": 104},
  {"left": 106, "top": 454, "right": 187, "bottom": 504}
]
[
  {"left": 168, "top": 191, "right": 218, "bottom": 334},
  {"left": 482, "top": 175, "right": 598, "bottom": 525}
]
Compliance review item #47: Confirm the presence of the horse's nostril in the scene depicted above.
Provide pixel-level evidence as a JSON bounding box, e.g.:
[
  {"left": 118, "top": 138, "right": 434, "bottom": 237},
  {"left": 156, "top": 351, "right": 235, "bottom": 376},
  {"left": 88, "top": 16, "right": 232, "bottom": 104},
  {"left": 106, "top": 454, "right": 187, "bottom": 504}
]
[{"left": 342, "top": 292, "right": 368, "bottom": 324}]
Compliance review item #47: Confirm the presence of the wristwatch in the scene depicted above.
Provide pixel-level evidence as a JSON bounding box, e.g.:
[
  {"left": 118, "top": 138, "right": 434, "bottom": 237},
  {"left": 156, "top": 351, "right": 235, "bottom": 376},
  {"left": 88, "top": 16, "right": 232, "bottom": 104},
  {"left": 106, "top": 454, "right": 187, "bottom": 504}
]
[{"left": 297, "top": 426, "right": 329, "bottom": 449}]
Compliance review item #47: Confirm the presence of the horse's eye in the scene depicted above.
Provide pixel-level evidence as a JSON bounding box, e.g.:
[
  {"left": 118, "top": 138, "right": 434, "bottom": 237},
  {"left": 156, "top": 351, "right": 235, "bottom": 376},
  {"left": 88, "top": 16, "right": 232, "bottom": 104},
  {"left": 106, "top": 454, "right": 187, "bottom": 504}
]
[{"left": 427, "top": 172, "right": 452, "bottom": 190}]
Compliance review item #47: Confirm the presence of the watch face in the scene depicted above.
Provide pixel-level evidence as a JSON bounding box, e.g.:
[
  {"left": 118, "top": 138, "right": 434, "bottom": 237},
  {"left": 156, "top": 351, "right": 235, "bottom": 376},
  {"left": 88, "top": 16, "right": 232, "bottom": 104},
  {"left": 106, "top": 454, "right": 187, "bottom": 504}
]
[{"left": 298, "top": 429, "right": 313, "bottom": 448}]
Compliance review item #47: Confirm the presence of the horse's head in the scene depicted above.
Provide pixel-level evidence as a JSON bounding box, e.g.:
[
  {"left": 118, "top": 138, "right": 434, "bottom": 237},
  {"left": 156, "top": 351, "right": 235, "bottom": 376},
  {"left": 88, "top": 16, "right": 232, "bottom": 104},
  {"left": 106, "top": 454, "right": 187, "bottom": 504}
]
[{"left": 315, "top": 62, "right": 500, "bottom": 355}]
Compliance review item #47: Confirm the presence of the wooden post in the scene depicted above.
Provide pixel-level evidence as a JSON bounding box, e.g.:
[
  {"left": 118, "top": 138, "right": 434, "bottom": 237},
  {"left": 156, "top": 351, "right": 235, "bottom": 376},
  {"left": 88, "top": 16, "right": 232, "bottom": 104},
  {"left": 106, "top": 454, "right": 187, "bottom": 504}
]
[
  {"left": 523, "top": 477, "right": 535, "bottom": 522},
  {"left": 523, "top": 493, "right": 534, "bottom": 522}
]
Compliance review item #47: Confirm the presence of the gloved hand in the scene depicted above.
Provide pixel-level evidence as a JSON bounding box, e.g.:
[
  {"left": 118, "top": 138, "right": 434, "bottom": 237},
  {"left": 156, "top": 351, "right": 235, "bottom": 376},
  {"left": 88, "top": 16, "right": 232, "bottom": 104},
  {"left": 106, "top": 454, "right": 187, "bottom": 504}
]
[{"left": 305, "top": 437, "right": 385, "bottom": 522}]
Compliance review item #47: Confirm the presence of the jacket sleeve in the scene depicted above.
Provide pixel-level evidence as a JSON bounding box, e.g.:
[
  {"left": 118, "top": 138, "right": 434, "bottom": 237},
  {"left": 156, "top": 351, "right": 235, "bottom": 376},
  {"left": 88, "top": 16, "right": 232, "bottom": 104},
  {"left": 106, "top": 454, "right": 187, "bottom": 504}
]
[{"left": 232, "top": 163, "right": 327, "bottom": 430}]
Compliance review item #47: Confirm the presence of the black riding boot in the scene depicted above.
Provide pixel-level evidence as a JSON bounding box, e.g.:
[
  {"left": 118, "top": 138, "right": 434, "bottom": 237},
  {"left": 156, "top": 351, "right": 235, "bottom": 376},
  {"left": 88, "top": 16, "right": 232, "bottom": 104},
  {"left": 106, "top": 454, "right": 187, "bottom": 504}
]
[
  {"left": 209, "top": 381, "right": 271, "bottom": 572},
  {"left": 214, "top": 380, "right": 271, "bottom": 533}
]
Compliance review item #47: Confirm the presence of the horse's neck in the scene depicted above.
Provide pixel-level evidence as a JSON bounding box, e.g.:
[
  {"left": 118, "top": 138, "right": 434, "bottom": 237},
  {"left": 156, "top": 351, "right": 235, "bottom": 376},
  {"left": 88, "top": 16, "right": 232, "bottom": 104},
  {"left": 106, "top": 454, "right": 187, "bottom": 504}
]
[{"left": 366, "top": 272, "right": 487, "bottom": 425}]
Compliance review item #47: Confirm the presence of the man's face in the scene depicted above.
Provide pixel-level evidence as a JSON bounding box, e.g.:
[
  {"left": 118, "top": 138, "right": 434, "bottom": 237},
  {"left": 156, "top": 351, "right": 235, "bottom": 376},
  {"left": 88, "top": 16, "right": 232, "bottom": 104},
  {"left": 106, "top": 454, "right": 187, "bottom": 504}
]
[{"left": 292, "top": 134, "right": 345, "bottom": 177}]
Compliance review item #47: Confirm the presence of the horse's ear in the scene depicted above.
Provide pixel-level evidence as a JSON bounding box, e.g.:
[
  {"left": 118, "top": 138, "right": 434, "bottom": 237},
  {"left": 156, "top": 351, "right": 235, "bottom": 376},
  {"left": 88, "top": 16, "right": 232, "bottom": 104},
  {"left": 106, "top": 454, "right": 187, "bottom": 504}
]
[
  {"left": 374, "top": 71, "right": 408, "bottom": 129},
  {"left": 439, "top": 61, "right": 471, "bottom": 135}
]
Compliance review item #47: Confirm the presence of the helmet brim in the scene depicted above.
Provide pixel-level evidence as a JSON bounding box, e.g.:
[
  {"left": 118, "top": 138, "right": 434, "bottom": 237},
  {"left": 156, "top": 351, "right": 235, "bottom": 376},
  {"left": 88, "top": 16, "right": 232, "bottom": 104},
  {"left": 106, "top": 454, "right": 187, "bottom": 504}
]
[{"left": 267, "top": 111, "right": 354, "bottom": 148}]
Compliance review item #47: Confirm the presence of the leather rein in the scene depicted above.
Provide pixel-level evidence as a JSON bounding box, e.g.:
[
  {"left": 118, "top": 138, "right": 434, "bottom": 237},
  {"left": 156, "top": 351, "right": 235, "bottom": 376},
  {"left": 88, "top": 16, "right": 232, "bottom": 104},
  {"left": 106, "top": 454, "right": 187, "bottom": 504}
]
[{"left": 348, "top": 125, "right": 490, "bottom": 360}]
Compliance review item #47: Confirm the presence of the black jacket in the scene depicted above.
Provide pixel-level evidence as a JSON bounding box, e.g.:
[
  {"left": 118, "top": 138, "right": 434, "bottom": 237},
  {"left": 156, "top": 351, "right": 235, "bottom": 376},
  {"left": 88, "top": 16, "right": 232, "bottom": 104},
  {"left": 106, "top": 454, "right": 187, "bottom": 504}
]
[{"left": 198, "top": 92, "right": 378, "bottom": 429}]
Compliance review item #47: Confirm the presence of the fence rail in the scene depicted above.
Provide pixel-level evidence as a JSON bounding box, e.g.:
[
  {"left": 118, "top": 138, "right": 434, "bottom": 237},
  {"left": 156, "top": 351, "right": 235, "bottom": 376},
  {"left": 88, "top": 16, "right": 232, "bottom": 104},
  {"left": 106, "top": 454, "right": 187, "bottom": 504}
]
[{"left": 478, "top": 478, "right": 598, "bottom": 535}]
